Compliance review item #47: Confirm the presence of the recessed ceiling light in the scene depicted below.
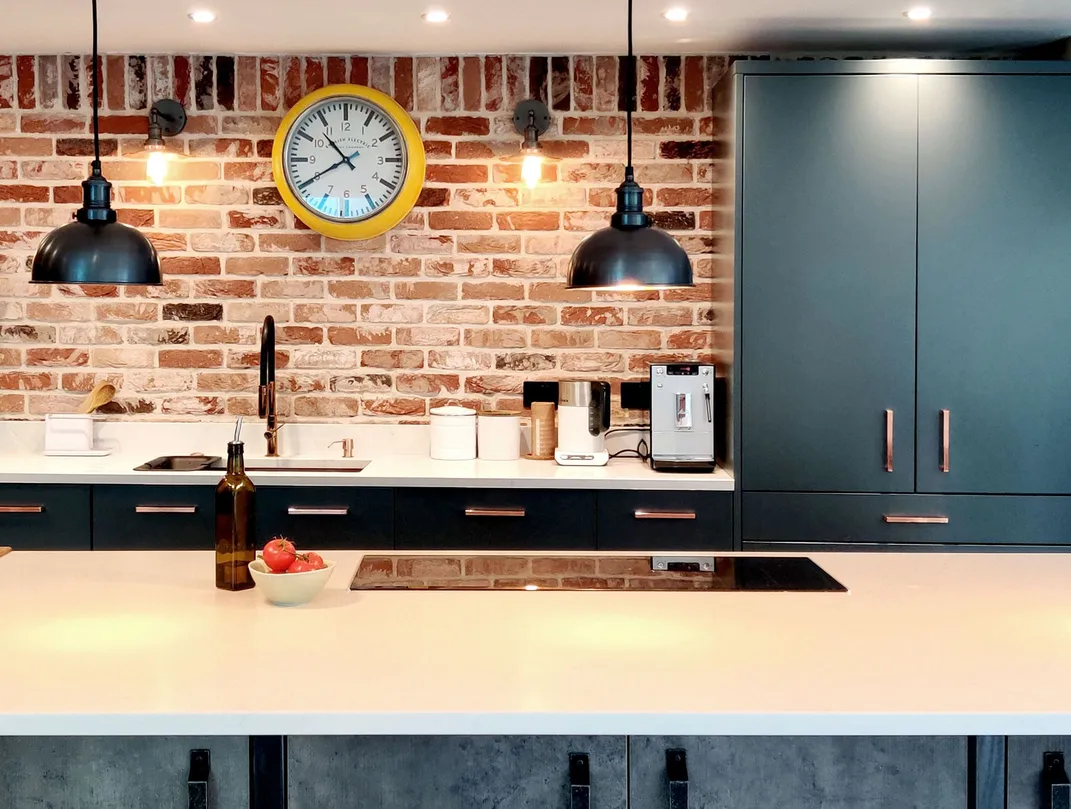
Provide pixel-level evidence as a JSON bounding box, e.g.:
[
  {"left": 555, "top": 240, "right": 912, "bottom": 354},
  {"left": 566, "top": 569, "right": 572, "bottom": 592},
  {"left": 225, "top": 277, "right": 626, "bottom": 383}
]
[
  {"left": 422, "top": 8, "right": 450, "bottom": 23},
  {"left": 188, "top": 9, "right": 216, "bottom": 23},
  {"left": 905, "top": 6, "right": 932, "bottom": 20},
  {"left": 663, "top": 7, "right": 689, "bottom": 22}
]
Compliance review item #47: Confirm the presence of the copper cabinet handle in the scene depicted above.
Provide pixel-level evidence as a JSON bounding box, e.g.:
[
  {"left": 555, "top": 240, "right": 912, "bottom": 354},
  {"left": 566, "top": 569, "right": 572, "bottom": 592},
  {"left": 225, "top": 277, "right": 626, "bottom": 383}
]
[
  {"left": 885, "top": 409, "right": 894, "bottom": 472},
  {"left": 287, "top": 507, "right": 350, "bottom": 516},
  {"left": 883, "top": 515, "right": 950, "bottom": 525},
  {"left": 0, "top": 505, "right": 43, "bottom": 514},
  {"left": 135, "top": 505, "right": 197, "bottom": 514},
  {"left": 634, "top": 510, "right": 697, "bottom": 520},
  {"left": 940, "top": 409, "right": 950, "bottom": 473},
  {"left": 465, "top": 507, "right": 526, "bottom": 518}
]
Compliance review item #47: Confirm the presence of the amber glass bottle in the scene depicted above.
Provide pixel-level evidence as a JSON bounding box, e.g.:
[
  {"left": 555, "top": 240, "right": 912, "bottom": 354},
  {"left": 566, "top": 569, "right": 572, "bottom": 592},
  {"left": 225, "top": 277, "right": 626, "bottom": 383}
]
[{"left": 215, "top": 440, "right": 256, "bottom": 591}]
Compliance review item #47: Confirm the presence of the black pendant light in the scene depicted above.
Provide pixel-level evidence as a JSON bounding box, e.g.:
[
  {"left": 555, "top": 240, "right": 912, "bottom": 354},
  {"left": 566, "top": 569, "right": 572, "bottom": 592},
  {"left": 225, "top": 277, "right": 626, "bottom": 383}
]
[
  {"left": 566, "top": 0, "right": 693, "bottom": 290},
  {"left": 31, "top": 0, "right": 161, "bottom": 286}
]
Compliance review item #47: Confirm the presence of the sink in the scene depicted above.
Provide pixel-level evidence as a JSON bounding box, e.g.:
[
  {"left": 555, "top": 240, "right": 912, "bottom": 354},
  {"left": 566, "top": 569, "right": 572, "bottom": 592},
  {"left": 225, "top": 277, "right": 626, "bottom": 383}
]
[{"left": 244, "top": 458, "right": 369, "bottom": 473}]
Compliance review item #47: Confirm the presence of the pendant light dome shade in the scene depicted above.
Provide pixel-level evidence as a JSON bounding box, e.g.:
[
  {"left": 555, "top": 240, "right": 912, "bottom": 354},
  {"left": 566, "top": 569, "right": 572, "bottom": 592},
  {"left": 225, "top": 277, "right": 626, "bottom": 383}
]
[
  {"left": 32, "top": 171, "right": 160, "bottom": 285},
  {"left": 567, "top": 172, "right": 692, "bottom": 290},
  {"left": 565, "top": 0, "right": 693, "bottom": 291},
  {"left": 31, "top": 0, "right": 161, "bottom": 286}
]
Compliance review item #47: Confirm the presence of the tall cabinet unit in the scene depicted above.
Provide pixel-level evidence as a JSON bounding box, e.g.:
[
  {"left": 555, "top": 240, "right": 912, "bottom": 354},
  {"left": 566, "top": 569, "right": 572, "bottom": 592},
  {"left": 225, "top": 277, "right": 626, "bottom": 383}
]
[{"left": 734, "top": 61, "right": 1071, "bottom": 550}]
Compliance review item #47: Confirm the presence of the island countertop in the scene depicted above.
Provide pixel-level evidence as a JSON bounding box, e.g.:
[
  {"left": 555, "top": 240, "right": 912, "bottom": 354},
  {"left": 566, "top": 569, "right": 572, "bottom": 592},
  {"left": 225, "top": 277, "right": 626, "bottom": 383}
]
[{"left": 2, "top": 549, "right": 1069, "bottom": 737}]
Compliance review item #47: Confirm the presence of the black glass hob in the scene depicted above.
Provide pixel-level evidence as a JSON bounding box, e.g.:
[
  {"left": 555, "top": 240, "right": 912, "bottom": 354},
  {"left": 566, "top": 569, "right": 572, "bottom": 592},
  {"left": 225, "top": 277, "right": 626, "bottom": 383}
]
[{"left": 350, "top": 555, "right": 847, "bottom": 592}]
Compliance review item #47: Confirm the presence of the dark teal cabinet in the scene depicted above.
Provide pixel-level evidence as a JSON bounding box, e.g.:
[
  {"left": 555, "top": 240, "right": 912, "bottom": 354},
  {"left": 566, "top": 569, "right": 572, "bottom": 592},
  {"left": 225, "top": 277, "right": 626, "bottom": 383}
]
[
  {"left": 0, "top": 484, "right": 90, "bottom": 550},
  {"left": 916, "top": 75, "right": 1071, "bottom": 495},
  {"left": 734, "top": 61, "right": 1071, "bottom": 549},
  {"left": 739, "top": 74, "right": 918, "bottom": 493}
]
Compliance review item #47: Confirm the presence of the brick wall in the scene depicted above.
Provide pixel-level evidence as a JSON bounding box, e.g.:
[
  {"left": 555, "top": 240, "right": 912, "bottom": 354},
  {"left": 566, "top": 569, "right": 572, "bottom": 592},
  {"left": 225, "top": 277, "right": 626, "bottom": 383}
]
[{"left": 0, "top": 54, "right": 730, "bottom": 421}]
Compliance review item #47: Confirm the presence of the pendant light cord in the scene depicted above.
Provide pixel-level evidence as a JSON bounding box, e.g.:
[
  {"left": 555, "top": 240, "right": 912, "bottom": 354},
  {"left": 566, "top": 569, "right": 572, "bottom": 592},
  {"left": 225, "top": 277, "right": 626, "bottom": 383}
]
[
  {"left": 91, "top": 0, "right": 100, "bottom": 170},
  {"left": 626, "top": 0, "right": 634, "bottom": 175}
]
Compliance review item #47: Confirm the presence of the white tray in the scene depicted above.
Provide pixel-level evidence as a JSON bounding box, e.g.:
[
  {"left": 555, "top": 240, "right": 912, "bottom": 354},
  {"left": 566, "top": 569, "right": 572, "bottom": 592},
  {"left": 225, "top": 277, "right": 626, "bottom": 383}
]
[{"left": 43, "top": 449, "right": 112, "bottom": 457}]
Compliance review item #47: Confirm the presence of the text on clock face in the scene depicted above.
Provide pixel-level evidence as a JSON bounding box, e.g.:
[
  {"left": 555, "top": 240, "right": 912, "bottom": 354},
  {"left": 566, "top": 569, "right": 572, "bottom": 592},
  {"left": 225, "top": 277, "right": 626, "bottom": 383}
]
[{"left": 283, "top": 97, "right": 407, "bottom": 223}]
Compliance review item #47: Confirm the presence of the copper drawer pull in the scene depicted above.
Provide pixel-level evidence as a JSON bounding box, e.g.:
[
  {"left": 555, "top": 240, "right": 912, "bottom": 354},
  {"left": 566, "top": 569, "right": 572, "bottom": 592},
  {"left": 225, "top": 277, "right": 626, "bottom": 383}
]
[
  {"left": 940, "top": 409, "right": 950, "bottom": 473},
  {"left": 883, "top": 515, "right": 950, "bottom": 525},
  {"left": 287, "top": 507, "right": 350, "bottom": 516},
  {"left": 135, "top": 506, "right": 197, "bottom": 514},
  {"left": 634, "top": 510, "right": 697, "bottom": 520},
  {"left": 0, "top": 505, "right": 43, "bottom": 514},
  {"left": 885, "top": 409, "right": 894, "bottom": 472},
  {"left": 465, "top": 507, "right": 526, "bottom": 518}
]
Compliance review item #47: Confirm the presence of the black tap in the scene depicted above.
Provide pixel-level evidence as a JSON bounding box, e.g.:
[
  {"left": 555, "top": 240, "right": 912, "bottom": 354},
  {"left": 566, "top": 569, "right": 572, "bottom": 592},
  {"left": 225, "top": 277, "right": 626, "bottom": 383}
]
[{"left": 258, "top": 316, "right": 280, "bottom": 456}]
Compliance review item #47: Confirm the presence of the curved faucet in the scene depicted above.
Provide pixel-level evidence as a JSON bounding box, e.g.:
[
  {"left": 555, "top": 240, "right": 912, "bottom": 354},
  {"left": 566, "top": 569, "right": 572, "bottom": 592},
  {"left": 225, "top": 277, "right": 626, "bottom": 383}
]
[{"left": 258, "top": 316, "right": 281, "bottom": 457}]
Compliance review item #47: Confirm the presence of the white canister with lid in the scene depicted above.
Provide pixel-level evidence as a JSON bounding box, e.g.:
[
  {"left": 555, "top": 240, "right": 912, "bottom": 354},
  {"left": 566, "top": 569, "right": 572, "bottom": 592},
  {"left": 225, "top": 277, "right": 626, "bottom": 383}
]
[
  {"left": 477, "top": 410, "right": 522, "bottom": 461},
  {"left": 429, "top": 405, "right": 477, "bottom": 460}
]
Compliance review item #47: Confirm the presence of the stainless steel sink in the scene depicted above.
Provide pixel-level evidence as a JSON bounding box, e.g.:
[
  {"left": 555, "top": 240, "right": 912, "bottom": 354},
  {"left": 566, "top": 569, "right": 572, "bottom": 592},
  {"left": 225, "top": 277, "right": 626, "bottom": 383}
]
[{"left": 244, "top": 458, "right": 369, "bottom": 473}]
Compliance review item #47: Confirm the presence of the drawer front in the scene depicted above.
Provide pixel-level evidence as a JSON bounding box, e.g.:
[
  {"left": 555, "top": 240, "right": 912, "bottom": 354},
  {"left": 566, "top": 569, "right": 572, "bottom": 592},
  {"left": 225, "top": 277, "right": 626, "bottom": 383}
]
[
  {"left": 597, "top": 490, "right": 732, "bottom": 550},
  {"left": 92, "top": 485, "right": 216, "bottom": 550},
  {"left": 743, "top": 492, "right": 1071, "bottom": 548},
  {"left": 257, "top": 486, "right": 394, "bottom": 550},
  {"left": 0, "top": 484, "right": 90, "bottom": 550},
  {"left": 395, "top": 488, "right": 596, "bottom": 550}
]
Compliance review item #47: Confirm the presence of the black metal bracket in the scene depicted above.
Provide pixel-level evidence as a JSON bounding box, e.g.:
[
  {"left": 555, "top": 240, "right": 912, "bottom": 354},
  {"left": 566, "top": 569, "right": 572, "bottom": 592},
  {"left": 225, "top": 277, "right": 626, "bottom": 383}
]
[
  {"left": 1044, "top": 752, "right": 1070, "bottom": 809},
  {"left": 188, "top": 749, "right": 210, "bottom": 809},
  {"left": 667, "top": 749, "right": 688, "bottom": 809},
  {"left": 570, "top": 753, "right": 590, "bottom": 809}
]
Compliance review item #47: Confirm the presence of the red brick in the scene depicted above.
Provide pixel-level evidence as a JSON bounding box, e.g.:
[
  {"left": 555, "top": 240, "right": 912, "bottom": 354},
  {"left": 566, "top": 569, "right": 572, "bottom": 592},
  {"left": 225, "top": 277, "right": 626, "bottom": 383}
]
[
  {"left": 598, "top": 330, "right": 663, "bottom": 349},
  {"left": 16, "top": 56, "right": 35, "bottom": 109},
  {"left": 362, "top": 397, "right": 426, "bottom": 417},
  {"left": 464, "top": 375, "right": 523, "bottom": 394},
  {"left": 394, "top": 281, "right": 459, "bottom": 300},
  {"left": 259, "top": 233, "right": 323, "bottom": 253},
  {"left": 162, "top": 257, "right": 221, "bottom": 276},
  {"left": 561, "top": 306, "right": 624, "bottom": 326},
  {"left": 426, "top": 164, "right": 489, "bottom": 184},
  {"left": 225, "top": 257, "right": 288, "bottom": 276},
  {"left": 160, "top": 349, "right": 223, "bottom": 369},
  {"left": 327, "top": 326, "right": 393, "bottom": 346},
  {"left": 27, "top": 348, "right": 88, "bottom": 367},
  {"left": 0, "top": 185, "right": 49, "bottom": 203},
  {"left": 429, "top": 211, "right": 494, "bottom": 230},
  {"left": 573, "top": 56, "right": 594, "bottom": 111},
  {"left": 594, "top": 56, "right": 617, "bottom": 111},
  {"left": 0, "top": 394, "right": 24, "bottom": 413},
  {"left": 496, "top": 212, "right": 560, "bottom": 231},
  {"left": 628, "top": 306, "right": 693, "bottom": 326},
  {"left": 563, "top": 115, "right": 625, "bottom": 136},
  {"left": 462, "top": 282, "right": 524, "bottom": 301},
  {"left": 194, "top": 280, "right": 256, "bottom": 298},
  {"left": 667, "top": 329, "right": 714, "bottom": 349},
  {"left": 0, "top": 137, "right": 53, "bottom": 156},
  {"left": 531, "top": 329, "right": 595, "bottom": 348},
  {"left": 484, "top": 56, "right": 503, "bottom": 112},
  {"left": 95, "top": 302, "right": 158, "bottom": 322},
  {"left": 117, "top": 186, "right": 181, "bottom": 205},
  {"left": 493, "top": 305, "right": 556, "bottom": 325},
  {"left": 440, "top": 57, "right": 459, "bottom": 111},
  {"left": 0, "top": 371, "right": 54, "bottom": 391},
  {"left": 260, "top": 56, "right": 280, "bottom": 111},
  {"left": 493, "top": 162, "right": 557, "bottom": 185},
  {"left": 397, "top": 373, "right": 460, "bottom": 396},
  {"left": 464, "top": 328, "right": 527, "bottom": 348},
  {"left": 328, "top": 280, "right": 391, "bottom": 299},
  {"left": 427, "top": 305, "right": 490, "bottom": 325},
  {"left": 396, "top": 326, "right": 460, "bottom": 346},
  {"left": 457, "top": 235, "right": 521, "bottom": 254},
  {"left": 21, "top": 113, "right": 87, "bottom": 134}
]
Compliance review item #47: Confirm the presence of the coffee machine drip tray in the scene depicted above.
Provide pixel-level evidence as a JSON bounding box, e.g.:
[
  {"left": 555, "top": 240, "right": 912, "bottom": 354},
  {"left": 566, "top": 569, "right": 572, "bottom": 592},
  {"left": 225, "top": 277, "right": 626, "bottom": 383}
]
[{"left": 350, "top": 555, "right": 847, "bottom": 593}]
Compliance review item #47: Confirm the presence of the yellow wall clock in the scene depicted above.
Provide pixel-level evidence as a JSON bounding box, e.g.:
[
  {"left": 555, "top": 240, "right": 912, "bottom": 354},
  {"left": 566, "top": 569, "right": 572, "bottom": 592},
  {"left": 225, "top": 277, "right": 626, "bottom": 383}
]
[{"left": 271, "top": 84, "right": 426, "bottom": 240}]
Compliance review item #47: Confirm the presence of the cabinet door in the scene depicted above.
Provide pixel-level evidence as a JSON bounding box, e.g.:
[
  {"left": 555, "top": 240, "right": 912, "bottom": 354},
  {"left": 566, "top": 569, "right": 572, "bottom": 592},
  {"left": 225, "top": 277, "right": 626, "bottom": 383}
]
[
  {"left": 740, "top": 75, "right": 919, "bottom": 492},
  {"left": 1009, "top": 737, "right": 1071, "bottom": 809},
  {"left": 0, "top": 737, "right": 248, "bottom": 809},
  {"left": 289, "top": 736, "right": 626, "bottom": 809},
  {"left": 256, "top": 486, "right": 394, "bottom": 549},
  {"left": 917, "top": 75, "right": 1071, "bottom": 494},
  {"left": 630, "top": 736, "right": 966, "bottom": 809},
  {"left": 395, "top": 488, "right": 596, "bottom": 550},
  {"left": 0, "top": 484, "right": 90, "bottom": 549},
  {"left": 92, "top": 485, "right": 216, "bottom": 550}
]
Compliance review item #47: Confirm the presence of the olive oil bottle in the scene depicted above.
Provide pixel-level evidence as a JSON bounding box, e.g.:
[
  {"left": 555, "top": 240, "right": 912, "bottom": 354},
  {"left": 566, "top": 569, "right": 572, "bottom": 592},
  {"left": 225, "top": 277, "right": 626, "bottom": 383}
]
[{"left": 216, "top": 418, "right": 256, "bottom": 591}]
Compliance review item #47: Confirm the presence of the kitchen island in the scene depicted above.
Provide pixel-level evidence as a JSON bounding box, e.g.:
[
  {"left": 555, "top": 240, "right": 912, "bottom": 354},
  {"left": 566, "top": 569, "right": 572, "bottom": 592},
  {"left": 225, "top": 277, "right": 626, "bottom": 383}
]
[{"left": 2, "top": 549, "right": 1068, "bottom": 808}]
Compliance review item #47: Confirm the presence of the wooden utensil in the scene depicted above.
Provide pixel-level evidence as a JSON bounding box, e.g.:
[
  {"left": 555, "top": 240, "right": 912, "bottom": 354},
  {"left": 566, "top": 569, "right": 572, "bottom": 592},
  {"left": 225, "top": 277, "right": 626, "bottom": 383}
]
[
  {"left": 0, "top": 547, "right": 12, "bottom": 560},
  {"left": 78, "top": 382, "right": 116, "bottom": 414}
]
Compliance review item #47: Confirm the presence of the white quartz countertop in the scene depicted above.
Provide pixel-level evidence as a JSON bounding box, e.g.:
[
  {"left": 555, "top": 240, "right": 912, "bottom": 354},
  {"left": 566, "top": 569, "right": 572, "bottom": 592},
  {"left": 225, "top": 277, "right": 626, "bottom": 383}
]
[
  {"left": 2, "top": 549, "right": 1070, "bottom": 736},
  {"left": 0, "top": 452, "right": 733, "bottom": 490}
]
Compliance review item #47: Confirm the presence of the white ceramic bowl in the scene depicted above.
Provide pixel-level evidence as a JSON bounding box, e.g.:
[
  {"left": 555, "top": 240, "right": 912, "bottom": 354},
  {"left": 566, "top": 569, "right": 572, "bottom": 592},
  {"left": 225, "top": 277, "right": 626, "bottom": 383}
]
[{"left": 248, "top": 557, "right": 335, "bottom": 606}]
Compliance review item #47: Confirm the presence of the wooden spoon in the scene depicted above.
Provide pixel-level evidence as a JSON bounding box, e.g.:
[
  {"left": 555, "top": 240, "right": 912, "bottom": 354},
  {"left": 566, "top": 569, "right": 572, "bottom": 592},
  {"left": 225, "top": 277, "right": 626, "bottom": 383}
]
[
  {"left": 0, "top": 547, "right": 12, "bottom": 560},
  {"left": 78, "top": 382, "right": 116, "bottom": 414}
]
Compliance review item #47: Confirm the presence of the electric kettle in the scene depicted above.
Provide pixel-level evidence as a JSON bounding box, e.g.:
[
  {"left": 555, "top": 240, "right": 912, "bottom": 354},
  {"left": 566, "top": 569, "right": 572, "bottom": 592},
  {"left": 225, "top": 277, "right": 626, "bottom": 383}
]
[{"left": 554, "top": 381, "right": 611, "bottom": 467}]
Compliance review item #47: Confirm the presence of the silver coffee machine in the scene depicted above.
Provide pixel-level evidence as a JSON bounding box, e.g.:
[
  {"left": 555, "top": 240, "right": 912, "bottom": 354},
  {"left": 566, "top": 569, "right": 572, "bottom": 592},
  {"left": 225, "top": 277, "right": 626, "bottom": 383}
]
[{"left": 649, "top": 363, "right": 717, "bottom": 472}]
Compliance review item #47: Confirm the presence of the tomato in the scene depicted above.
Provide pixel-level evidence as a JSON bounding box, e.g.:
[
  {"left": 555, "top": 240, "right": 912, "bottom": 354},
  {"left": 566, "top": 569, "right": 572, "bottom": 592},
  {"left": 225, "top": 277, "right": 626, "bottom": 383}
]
[
  {"left": 286, "top": 554, "right": 320, "bottom": 574},
  {"left": 305, "top": 552, "right": 326, "bottom": 570},
  {"left": 262, "top": 537, "right": 296, "bottom": 573}
]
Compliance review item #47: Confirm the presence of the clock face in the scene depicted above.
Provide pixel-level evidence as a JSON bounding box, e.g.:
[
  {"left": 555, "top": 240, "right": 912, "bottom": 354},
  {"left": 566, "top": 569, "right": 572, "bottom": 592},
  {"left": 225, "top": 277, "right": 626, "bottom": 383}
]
[{"left": 281, "top": 96, "right": 408, "bottom": 224}]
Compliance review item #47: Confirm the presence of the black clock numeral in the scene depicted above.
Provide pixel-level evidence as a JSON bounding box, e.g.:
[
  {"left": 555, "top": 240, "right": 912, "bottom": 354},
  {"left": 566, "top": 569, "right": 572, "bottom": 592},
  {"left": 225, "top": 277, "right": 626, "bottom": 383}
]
[{"left": 342, "top": 121, "right": 351, "bottom": 131}]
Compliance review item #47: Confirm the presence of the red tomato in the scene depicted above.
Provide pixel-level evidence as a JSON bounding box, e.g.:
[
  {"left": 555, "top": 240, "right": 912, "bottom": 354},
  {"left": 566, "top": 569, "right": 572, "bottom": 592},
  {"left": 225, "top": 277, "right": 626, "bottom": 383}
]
[
  {"left": 262, "top": 537, "right": 296, "bottom": 573},
  {"left": 286, "top": 554, "right": 320, "bottom": 574},
  {"left": 305, "top": 552, "right": 326, "bottom": 570}
]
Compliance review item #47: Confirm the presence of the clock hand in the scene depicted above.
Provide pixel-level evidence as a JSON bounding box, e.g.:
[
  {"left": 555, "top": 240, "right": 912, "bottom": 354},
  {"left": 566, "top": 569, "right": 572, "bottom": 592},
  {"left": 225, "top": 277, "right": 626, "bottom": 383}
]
[{"left": 323, "top": 135, "right": 356, "bottom": 171}]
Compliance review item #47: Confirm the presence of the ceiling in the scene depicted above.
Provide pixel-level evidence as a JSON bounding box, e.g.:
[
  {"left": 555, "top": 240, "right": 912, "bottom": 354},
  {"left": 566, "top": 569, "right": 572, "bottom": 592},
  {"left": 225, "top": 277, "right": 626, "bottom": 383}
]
[{"left": 0, "top": 0, "right": 1068, "bottom": 54}]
